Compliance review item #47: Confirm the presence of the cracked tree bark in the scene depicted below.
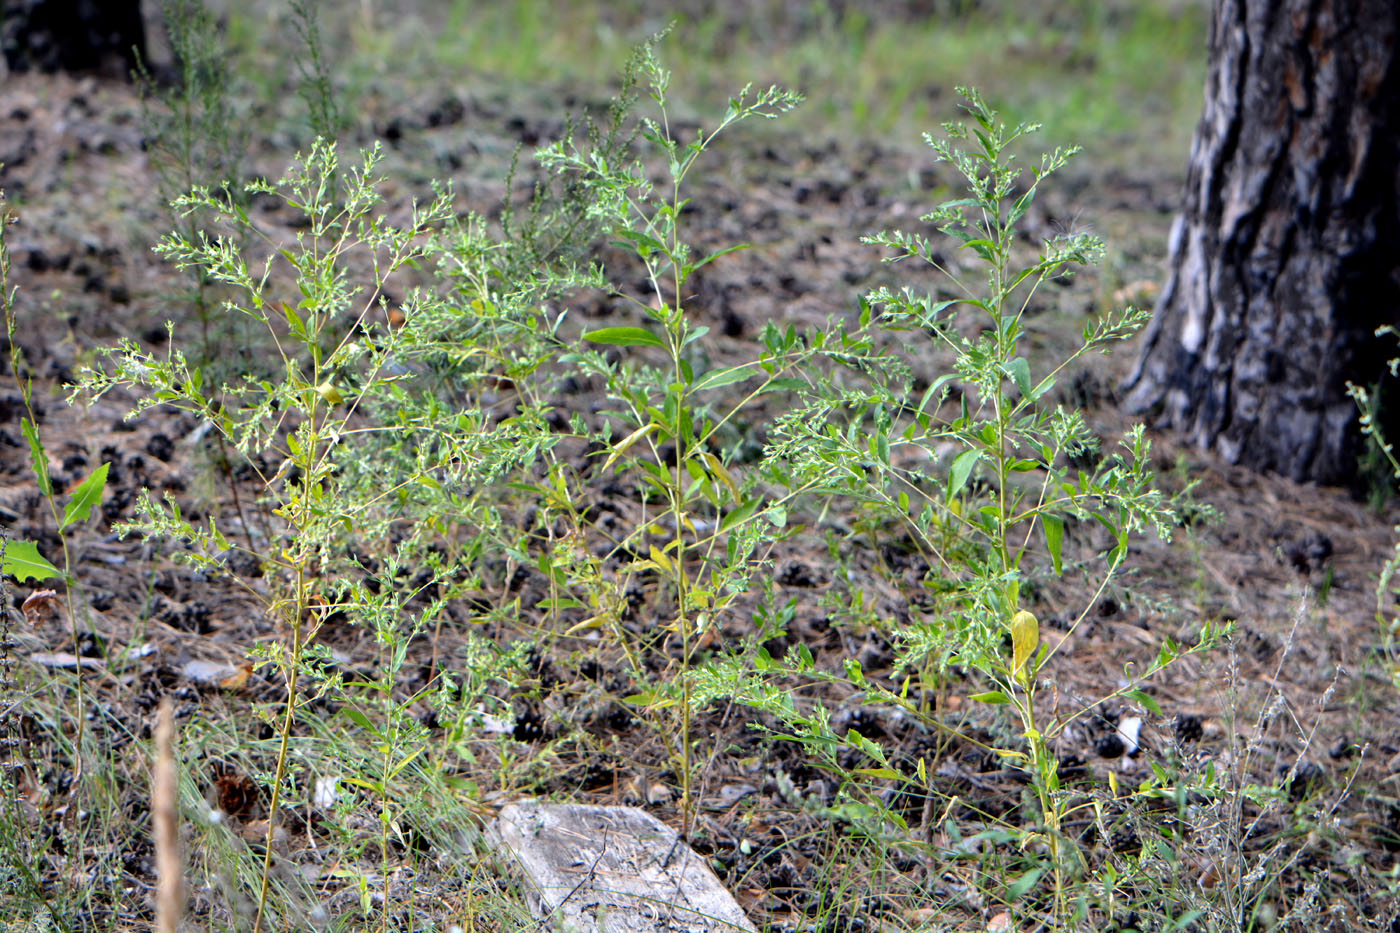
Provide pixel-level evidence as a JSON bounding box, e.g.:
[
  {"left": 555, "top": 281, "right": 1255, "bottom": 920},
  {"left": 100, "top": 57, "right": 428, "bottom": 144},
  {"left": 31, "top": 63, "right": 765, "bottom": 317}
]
[{"left": 1122, "top": 0, "right": 1400, "bottom": 488}]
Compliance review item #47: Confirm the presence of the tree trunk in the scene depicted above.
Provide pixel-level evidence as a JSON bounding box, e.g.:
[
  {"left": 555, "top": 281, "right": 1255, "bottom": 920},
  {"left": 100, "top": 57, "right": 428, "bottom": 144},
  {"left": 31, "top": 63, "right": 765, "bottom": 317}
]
[
  {"left": 1, "top": 0, "right": 146, "bottom": 78},
  {"left": 1122, "top": 0, "right": 1400, "bottom": 489}
]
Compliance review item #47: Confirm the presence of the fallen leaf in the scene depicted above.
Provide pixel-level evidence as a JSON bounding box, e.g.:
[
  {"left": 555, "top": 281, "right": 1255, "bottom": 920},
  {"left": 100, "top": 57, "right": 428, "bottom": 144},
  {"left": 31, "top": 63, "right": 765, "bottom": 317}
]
[
  {"left": 238, "top": 818, "right": 289, "bottom": 846},
  {"left": 219, "top": 663, "right": 253, "bottom": 690},
  {"left": 21, "top": 588, "right": 59, "bottom": 625}
]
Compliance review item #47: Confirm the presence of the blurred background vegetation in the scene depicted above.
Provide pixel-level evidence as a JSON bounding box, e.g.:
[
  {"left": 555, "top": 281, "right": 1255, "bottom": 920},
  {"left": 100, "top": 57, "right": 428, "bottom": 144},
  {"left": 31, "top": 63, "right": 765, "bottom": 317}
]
[{"left": 211, "top": 0, "right": 1208, "bottom": 175}]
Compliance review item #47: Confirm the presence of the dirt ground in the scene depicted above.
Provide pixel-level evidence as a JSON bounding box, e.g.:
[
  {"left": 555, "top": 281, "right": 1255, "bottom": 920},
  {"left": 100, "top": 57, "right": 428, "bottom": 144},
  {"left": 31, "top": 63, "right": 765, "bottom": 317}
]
[{"left": 3, "top": 45, "right": 1400, "bottom": 933}]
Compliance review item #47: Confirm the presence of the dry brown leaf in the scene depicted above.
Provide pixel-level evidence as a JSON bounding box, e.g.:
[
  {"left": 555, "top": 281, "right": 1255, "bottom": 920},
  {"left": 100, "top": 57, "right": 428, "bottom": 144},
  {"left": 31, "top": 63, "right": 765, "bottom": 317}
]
[
  {"left": 987, "top": 911, "right": 1015, "bottom": 931},
  {"left": 21, "top": 588, "right": 59, "bottom": 625},
  {"left": 219, "top": 663, "right": 253, "bottom": 690},
  {"left": 238, "top": 818, "right": 289, "bottom": 847}
]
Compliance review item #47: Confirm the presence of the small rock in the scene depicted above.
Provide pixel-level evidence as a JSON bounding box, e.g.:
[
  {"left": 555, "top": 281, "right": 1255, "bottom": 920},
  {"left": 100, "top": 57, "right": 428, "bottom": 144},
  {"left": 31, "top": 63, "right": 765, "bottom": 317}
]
[
  {"left": 489, "top": 802, "right": 756, "bottom": 932},
  {"left": 713, "top": 783, "right": 758, "bottom": 808}
]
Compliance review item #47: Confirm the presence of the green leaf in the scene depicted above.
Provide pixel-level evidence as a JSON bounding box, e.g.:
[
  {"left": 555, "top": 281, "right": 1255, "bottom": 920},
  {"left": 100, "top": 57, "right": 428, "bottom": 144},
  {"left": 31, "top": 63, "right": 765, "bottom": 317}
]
[
  {"left": 1042, "top": 514, "right": 1064, "bottom": 575},
  {"left": 854, "top": 767, "right": 903, "bottom": 781},
  {"left": 691, "top": 242, "right": 750, "bottom": 271},
  {"left": 1128, "top": 689, "right": 1162, "bottom": 716},
  {"left": 583, "top": 327, "right": 665, "bottom": 348},
  {"left": 280, "top": 301, "right": 309, "bottom": 342},
  {"left": 1007, "top": 866, "right": 1044, "bottom": 902},
  {"left": 720, "top": 498, "right": 760, "bottom": 534},
  {"left": 60, "top": 462, "right": 110, "bottom": 531},
  {"left": 874, "top": 430, "right": 890, "bottom": 466},
  {"left": 339, "top": 707, "right": 380, "bottom": 736},
  {"left": 961, "top": 237, "right": 996, "bottom": 261},
  {"left": 1006, "top": 356, "right": 1033, "bottom": 399},
  {"left": 2, "top": 540, "right": 61, "bottom": 582},
  {"left": 21, "top": 418, "right": 51, "bottom": 496},
  {"left": 536, "top": 597, "right": 586, "bottom": 611},
  {"left": 845, "top": 728, "right": 887, "bottom": 764},
  {"left": 614, "top": 229, "right": 667, "bottom": 257},
  {"left": 797, "top": 643, "right": 815, "bottom": 670},
  {"left": 969, "top": 691, "right": 1011, "bottom": 705},
  {"left": 947, "top": 449, "right": 981, "bottom": 501},
  {"left": 1008, "top": 187, "right": 1036, "bottom": 225},
  {"left": 692, "top": 366, "right": 751, "bottom": 392}
]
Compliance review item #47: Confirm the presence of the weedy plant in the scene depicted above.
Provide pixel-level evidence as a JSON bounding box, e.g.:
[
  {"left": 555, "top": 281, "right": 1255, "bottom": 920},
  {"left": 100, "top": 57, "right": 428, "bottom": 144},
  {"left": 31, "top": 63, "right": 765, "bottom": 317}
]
[
  {"left": 65, "top": 23, "right": 665, "bottom": 920},
  {"left": 1, "top": 175, "right": 118, "bottom": 926},
  {"left": 69, "top": 45, "right": 653, "bottom": 919},
  {"left": 1348, "top": 331, "right": 1400, "bottom": 691},
  {"left": 136, "top": 0, "right": 249, "bottom": 356},
  {"left": 524, "top": 45, "right": 808, "bottom": 834},
  {"left": 23, "top": 25, "right": 1328, "bottom": 930},
  {"left": 686, "top": 89, "right": 1222, "bottom": 926},
  {"left": 515, "top": 44, "right": 1040, "bottom": 841},
  {"left": 76, "top": 141, "right": 470, "bottom": 930}
]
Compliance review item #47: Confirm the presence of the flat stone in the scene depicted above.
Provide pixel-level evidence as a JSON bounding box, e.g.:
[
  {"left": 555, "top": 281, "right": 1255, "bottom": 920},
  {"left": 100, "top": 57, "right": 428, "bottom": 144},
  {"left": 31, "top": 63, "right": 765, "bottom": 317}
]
[{"left": 488, "top": 802, "right": 756, "bottom": 932}]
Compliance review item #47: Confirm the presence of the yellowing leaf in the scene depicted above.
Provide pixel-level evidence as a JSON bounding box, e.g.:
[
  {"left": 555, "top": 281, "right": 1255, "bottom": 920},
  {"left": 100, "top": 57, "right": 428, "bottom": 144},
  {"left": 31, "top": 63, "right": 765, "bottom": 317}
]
[
  {"left": 220, "top": 663, "right": 253, "bottom": 690},
  {"left": 565, "top": 615, "right": 607, "bottom": 635},
  {"left": 601, "top": 422, "right": 658, "bottom": 472},
  {"left": 649, "top": 545, "right": 674, "bottom": 574},
  {"left": 315, "top": 381, "right": 344, "bottom": 406},
  {"left": 701, "top": 451, "right": 739, "bottom": 500},
  {"left": 1011, "top": 609, "right": 1040, "bottom": 681}
]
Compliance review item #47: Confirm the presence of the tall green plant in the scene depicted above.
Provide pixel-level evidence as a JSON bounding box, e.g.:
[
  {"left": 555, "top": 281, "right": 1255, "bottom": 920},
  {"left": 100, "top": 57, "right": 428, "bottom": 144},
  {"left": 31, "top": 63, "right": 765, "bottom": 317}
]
[
  {"left": 137, "top": 0, "right": 249, "bottom": 360},
  {"left": 1348, "top": 330, "right": 1400, "bottom": 690},
  {"left": 76, "top": 141, "right": 465, "bottom": 930},
  {"left": 1, "top": 176, "right": 114, "bottom": 930},
  {"left": 525, "top": 46, "right": 811, "bottom": 834},
  {"left": 713, "top": 89, "right": 1217, "bottom": 925}
]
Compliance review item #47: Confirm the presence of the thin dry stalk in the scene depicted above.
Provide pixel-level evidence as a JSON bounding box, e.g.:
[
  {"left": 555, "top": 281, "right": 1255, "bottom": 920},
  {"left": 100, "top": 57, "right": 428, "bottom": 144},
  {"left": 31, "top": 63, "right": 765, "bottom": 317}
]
[{"left": 154, "top": 698, "right": 184, "bottom": 933}]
